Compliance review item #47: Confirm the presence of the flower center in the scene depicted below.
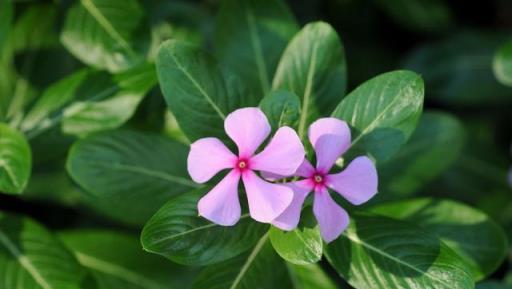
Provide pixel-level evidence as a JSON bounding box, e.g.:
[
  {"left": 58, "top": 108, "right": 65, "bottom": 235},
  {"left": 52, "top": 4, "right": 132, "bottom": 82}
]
[
  {"left": 236, "top": 158, "right": 250, "bottom": 172},
  {"left": 238, "top": 161, "right": 247, "bottom": 169},
  {"left": 313, "top": 174, "right": 323, "bottom": 184}
]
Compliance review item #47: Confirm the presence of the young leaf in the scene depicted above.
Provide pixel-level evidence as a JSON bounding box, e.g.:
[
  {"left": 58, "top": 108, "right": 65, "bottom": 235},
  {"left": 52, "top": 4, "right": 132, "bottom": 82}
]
[
  {"left": 141, "top": 188, "right": 268, "bottom": 266},
  {"left": 0, "top": 213, "right": 87, "bottom": 289},
  {"left": 215, "top": 0, "right": 298, "bottom": 98},
  {"left": 190, "top": 234, "right": 293, "bottom": 289},
  {"left": 269, "top": 225, "right": 322, "bottom": 265},
  {"left": 287, "top": 263, "right": 339, "bottom": 289},
  {"left": 0, "top": 123, "right": 31, "bottom": 194},
  {"left": 273, "top": 21, "right": 347, "bottom": 139},
  {"left": 156, "top": 40, "right": 252, "bottom": 142},
  {"left": 259, "top": 90, "right": 300, "bottom": 131},
  {"left": 59, "top": 229, "right": 197, "bottom": 289},
  {"left": 378, "top": 111, "right": 464, "bottom": 198},
  {"left": 493, "top": 41, "right": 512, "bottom": 87},
  {"left": 67, "top": 130, "right": 195, "bottom": 225},
  {"left": 325, "top": 213, "right": 473, "bottom": 289},
  {"left": 61, "top": 0, "right": 150, "bottom": 72},
  {"left": 371, "top": 198, "right": 509, "bottom": 281},
  {"left": 331, "top": 70, "right": 424, "bottom": 163},
  {"left": 22, "top": 63, "right": 157, "bottom": 138}
]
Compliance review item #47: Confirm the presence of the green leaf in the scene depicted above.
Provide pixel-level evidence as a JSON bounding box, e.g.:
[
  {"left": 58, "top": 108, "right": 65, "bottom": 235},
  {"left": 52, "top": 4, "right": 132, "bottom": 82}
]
[
  {"left": 269, "top": 225, "right": 322, "bottom": 265},
  {"left": 215, "top": 0, "right": 298, "bottom": 97},
  {"left": 259, "top": 90, "right": 300, "bottom": 131},
  {"left": 61, "top": 0, "right": 150, "bottom": 72},
  {"left": 493, "top": 41, "right": 512, "bottom": 87},
  {"left": 58, "top": 229, "right": 197, "bottom": 289},
  {"left": 273, "top": 21, "right": 347, "bottom": 139},
  {"left": 477, "top": 281, "right": 512, "bottom": 289},
  {"left": 331, "top": 70, "right": 424, "bottom": 163},
  {"left": 325, "top": 213, "right": 474, "bottom": 289},
  {"left": 0, "top": 0, "right": 12, "bottom": 55},
  {"left": 67, "top": 130, "right": 196, "bottom": 225},
  {"left": 190, "top": 234, "right": 293, "bottom": 289},
  {"left": 0, "top": 123, "right": 31, "bottom": 194},
  {"left": 11, "top": 4, "right": 59, "bottom": 52},
  {"left": 287, "top": 263, "right": 338, "bottom": 289},
  {"left": 371, "top": 198, "right": 509, "bottom": 281},
  {"left": 141, "top": 188, "right": 268, "bottom": 266},
  {"left": 378, "top": 111, "right": 464, "bottom": 198},
  {"left": 404, "top": 32, "right": 512, "bottom": 105},
  {"left": 375, "top": 0, "right": 453, "bottom": 33},
  {"left": 22, "top": 63, "right": 157, "bottom": 138},
  {"left": 156, "top": 40, "right": 252, "bottom": 142},
  {"left": 0, "top": 213, "right": 87, "bottom": 289}
]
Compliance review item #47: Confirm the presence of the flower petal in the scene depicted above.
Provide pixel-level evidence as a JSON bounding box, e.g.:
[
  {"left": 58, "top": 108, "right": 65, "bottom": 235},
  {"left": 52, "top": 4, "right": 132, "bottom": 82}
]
[
  {"left": 314, "top": 134, "right": 347, "bottom": 173},
  {"left": 313, "top": 188, "right": 349, "bottom": 243},
  {"left": 308, "top": 117, "right": 351, "bottom": 150},
  {"left": 327, "top": 156, "right": 378, "bottom": 205},
  {"left": 198, "top": 170, "right": 241, "bottom": 226},
  {"left": 295, "top": 159, "right": 315, "bottom": 178},
  {"left": 250, "top": 126, "right": 305, "bottom": 176},
  {"left": 272, "top": 180, "right": 313, "bottom": 231},
  {"left": 188, "top": 137, "right": 237, "bottom": 183},
  {"left": 225, "top": 107, "right": 271, "bottom": 158},
  {"left": 242, "top": 170, "right": 293, "bottom": 223}
]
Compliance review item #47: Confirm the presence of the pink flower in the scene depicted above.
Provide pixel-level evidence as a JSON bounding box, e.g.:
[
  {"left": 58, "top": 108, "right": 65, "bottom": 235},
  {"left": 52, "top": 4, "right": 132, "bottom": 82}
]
[
  {"left": 187, "top": 107, "right": 305, "bottom": 226},
  {"left": 271, "top": 118, "right": 378, "bottom": 242}
]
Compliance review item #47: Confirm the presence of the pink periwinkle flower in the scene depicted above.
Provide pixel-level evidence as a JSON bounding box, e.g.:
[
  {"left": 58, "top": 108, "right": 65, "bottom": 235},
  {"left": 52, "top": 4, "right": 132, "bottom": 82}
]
[
  {"left": 271, "top": 118, "right": 378, "bottom": 243},
  {"left": 187, "top": 107, "right": 305, "bottom": 226}
]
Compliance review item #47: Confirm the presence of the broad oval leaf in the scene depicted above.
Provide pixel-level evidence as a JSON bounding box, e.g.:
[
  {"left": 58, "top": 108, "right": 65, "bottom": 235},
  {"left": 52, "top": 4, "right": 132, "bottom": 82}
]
[
  {"left": 259, "top": 90, "right": 300, "bottom": 131},
  {"left": 273, "top": 21, "right": 347, "bottom": 139},
  {"left": 141, "top": 188, "right": 268, "bottom": 266},
  {"left": 59, "top": 229, "right": 197, "bottom": 289},
  {"left": 287, "top": 263, "right": 339, "bottom": 289},
  {"left": 190, "top": 235, "right": 293, "bottom": 289},
  {"left": 371, "top": 198, "right": 509, "bottom": 281},
  {"left": 67, "top": 130, "right": 196, "bottom": 225},
  {"left": 215, "top": 0, "right": 298, "bottom": 97},
  {"left": 22, "top": 63, "right": 157, "bottom": 138},
  {"left": 378, "top": 111, "right": 464, "bottom": 198},
  {"left": 61, "top": 0, "right": 150, "bottom": 72},
  {"left": 156, "top": 40, "right": 251, "bottom": 142},
  {"left": 493, "top": 41, "right": 512, "bottom": 87},
  {"left": 331, "top": 70, "right": 424, "bottom": 163},
  {"left": 0, "top": 213, "right": 87, "bottom": 289},
  {"left": 0, "top": 124, "right": 31, "bottom": 194},
  {"left": 269, "top": 225, "right": 322, "bottom": 265},
  {"left": 325, "top": 213, "right": 473, "bottom": 289}
]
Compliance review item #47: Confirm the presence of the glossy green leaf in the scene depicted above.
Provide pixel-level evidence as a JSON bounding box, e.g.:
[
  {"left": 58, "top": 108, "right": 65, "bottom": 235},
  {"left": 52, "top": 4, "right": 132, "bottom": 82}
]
[
  {"left": 269, "top": 225, "right": 322, "bottom": 265},
  {"left": 404, "top": 32, "right": 512, "bottom": 105},
  {"left": 493, "top": 41, "right": 512, "bottom": 87},
  {"left": 378, "top": 111, "right": 464, "bottom": 198},
  {"left": 11, "top": 4, "right": 59, "bottom": 52},
  {"left": 331, "top": 70, "right": 424, "bottom": 163},
  {"left": 477, "top": 281, "right": 512, "bottom": 289},
  {"left": 67, "top": 130, "right": 196, "bottom": 225},
  {"left": 141, "top": 188, "right": 268, "bottom": 266},
  {"left": 0, "top": 124, "right": 31, "bottom": 194},
  {"left": 156, "top": 40, "right": 252, "bottom": 142},
  {"left": 22, "top": 63, "right": 157, "bottom": 138},
  {"left": 375, "top": 0, "right": 453, "bottom": 33},
  {"left": 273, "top": 21, "right": 347, "bottom": 139},
  {"left": 215, "top": 0, "right": 298, "bottom": 97},
  {"left": 287, "top": 263, "right": 338, "bottom": 289},
  {"left": 59, "top": 229, "right": 197, "bottom": 289},
  {"left": 371, "top": 198, "right": 509, "bottom": 281},
  {"left": 190, "top": 234, "right": 293, "bottom": 289},
  {"left": 259, "top": 90, "right": 300, "bottom": 131},
  {"left": 0, "top": 213, "right": 87, "bottom": 289},
  {"left": 61, "top": 0, "right": 150, "bottom": 72},
  {"left": 325, "top": 213, "right": 473, "bottom": 289}
]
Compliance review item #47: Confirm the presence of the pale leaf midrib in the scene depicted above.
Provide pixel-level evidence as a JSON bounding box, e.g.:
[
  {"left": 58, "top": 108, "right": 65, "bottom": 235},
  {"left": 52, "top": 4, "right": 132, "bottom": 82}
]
[
  {"left": 229, "top": 233, "right": 269, "bottom": 289},
  {"left": 297, "top": 43, "right": 319, "bottom": 139},
  {"left": 0, "top": 230, "right": 52, "bottom": 289}
]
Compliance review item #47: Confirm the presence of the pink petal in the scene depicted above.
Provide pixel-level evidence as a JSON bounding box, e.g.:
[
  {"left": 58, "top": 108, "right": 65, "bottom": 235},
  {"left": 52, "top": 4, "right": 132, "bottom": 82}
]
[
  {"left": 308, "top": 118, "right": 351, "bottom": 150},
  {"left": 250, "top": 126, "right": 305, "bottom": 176},
  {"left": 188, "top": 137, "right": 237, "bottom": 183},
  {"left": 225, "top": 107, "right": 271, "bottom": 158},
  {"left": 198, "top": 170, "right": 241, "bottom": 226},
  {"left": 242, "top": 170, "right": 293, "bottom": 223},
  {"left": 327, "top": 156, "right": 378, "bottom": 205},
  {"left": 313, "top": 188, "right": 350, "bottom": 243},
  {"left": 272, "top": 180, "right": 313, "bottom": 231},
  {"left": 314, "top": 134, "right": 347, "bottom": 174},
  {"left": 295, "top": 159, "right": 315, "bottom": 178}
]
